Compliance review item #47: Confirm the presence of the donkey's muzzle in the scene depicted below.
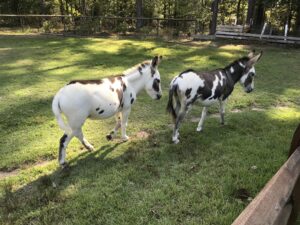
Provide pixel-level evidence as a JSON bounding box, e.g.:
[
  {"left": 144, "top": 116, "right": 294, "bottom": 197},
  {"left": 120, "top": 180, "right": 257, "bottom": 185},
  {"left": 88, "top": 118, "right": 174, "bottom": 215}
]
[
  {"left": 156, "top": 94, "right": 162, "bottom": 100},
  {"left": 246, "top": 87, "right": 253, "bottom": 93}
]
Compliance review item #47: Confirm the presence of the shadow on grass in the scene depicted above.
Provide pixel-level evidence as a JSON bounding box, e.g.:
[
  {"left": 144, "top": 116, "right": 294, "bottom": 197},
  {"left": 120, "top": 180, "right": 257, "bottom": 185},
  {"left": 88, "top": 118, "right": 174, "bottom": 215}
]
[
  {"left": 1, "top": 35, "right": 300, "bottom": 224},
  {"left": 1, "top": 109, "right": 299, "bottom": 224}
]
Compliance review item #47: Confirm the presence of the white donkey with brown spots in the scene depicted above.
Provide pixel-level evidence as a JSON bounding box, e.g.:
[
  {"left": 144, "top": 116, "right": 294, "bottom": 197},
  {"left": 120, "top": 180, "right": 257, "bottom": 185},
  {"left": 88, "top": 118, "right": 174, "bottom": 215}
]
[
  {"left": 167, "top": 51, "right": 262, "bottom": 144},
  {"left": 52, "top": 56, "right": 163, "bottom": 166}
]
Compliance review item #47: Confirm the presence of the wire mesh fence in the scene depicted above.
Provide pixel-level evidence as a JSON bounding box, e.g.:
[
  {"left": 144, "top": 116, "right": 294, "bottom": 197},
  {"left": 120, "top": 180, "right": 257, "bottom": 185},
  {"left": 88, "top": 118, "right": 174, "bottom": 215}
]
[{"left": 0, "top": 15, "right": 201, "bottom": 38}]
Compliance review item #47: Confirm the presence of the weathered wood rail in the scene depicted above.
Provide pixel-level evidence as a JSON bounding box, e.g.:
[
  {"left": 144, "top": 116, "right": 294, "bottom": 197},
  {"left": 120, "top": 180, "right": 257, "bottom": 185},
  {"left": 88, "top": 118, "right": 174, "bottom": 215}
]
[
  {"left": 211, "top": 24, "right": 300, "bottom": 44},
  {"left": 216, "top": 25, "right": 248, "bottom": 33},
  {"left": 232, "top": 124, "right": 300, "bottom": 225}
]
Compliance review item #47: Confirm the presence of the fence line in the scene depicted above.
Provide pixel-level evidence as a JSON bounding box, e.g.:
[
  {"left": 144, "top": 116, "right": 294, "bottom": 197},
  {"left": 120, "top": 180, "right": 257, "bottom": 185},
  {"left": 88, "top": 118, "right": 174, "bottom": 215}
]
[
  {"left": 0, "top": 14, "right": 197, "bottom": 21},
  {"left": 0, "top": 14, "right": 200, "bottom": 38}
]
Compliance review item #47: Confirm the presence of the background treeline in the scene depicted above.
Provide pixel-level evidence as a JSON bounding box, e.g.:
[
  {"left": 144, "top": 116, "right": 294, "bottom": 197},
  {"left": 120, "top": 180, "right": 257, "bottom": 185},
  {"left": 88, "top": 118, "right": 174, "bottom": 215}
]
[{"left": 0, "top": 0, "right": 300, "bottom": 34}]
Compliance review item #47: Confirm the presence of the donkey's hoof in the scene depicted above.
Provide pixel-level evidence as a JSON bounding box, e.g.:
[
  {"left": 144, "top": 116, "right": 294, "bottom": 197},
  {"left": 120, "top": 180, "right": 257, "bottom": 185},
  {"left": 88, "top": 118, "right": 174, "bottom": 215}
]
[
  {"left": 60, "top": 162, "right": 69, "bottom": 169},
  {"left": 173, "top": 139, "right": 180, "bottom": 144},
  {"left": 106, "top": 134, "right": 113, "bottom": 141},
  {"left": 196, "top": 127, "right": 203, "bottom": 132},
  {"left": 172, "top": 137, "right": 180, "bottom": 144},
  {"left": 121, "top": 135, "right": 129, "bottom": 142},
  {"left": 87, "top": 146, "right": 95, "bottom": 152}
]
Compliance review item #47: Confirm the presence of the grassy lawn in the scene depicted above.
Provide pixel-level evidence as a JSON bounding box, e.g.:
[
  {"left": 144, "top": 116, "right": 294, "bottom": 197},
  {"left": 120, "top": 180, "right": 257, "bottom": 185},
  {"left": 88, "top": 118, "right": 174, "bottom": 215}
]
[{"left": 0, "top": 35, "right": 299, "bottom": 225}]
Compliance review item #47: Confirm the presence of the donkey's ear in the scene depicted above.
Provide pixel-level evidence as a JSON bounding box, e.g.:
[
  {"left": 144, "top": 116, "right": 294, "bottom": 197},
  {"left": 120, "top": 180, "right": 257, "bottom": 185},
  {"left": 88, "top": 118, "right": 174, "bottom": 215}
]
[
  {"left": 247, "top": 49, "right": 255, "bottom": 58},
  {"left": 246, "top": 51, "right": 263, "bottom": 67},
  {"left": 151, "top": 55, "right": 163, "bottom": 68}
]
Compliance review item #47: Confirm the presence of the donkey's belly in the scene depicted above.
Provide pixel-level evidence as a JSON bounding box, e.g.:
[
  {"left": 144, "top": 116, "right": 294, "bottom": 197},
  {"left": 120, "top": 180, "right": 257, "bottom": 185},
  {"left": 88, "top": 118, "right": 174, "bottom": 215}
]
[
  {"left": 88, "top": 94, "right": 121, "bottom": 119},
  {"left": 60, "top": 84, "right": 121, "bottom": 120},
  {"left": 199, "top": 97, "right": 219, "bottom": 106}
]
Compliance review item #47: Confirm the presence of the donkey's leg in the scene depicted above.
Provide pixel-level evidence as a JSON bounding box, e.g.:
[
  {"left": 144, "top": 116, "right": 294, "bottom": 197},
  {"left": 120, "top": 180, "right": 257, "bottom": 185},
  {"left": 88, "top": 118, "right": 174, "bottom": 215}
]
[
  {"left": 219, "top": 100, "right": 226, "bottom": 125},
  {"left": 172, "top": 104, "right": 187, "bottom": 144},
  {"left": 121, "top": 108, "right": 131, "bottom": 141},
  {"left": 68, "top": 113, "right": 94, "bottom": 151},
  {"left": 196, "top": 107, "right": 208, "bottom": 132},
  {"left": 59, "top": 133, "right": 74, "bottom": 166},
  {"left": 73, "top": 128, "right": 95, "bottom": 151},
  {"left": 106, "top": 113, "right": 122, "bottom": 141}
]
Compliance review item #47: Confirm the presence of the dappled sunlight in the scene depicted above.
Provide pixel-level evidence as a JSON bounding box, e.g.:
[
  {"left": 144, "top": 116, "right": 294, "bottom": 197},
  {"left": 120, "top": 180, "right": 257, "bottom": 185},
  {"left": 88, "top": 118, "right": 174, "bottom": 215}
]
[
  {"left": 1, "top": 36, "right": 300, "bottom": 225},
  {"left": 150, "top": 47, "right": 173, "bottom": 56},
  {"left": 266, "top": 107, "right": 300, "bottom": 121},
  {"left": 218, "top": 44, "right": 247, "bottom": 51},
  {"left": 14, "top": 59, "right": 34, "bottom": 66},
  {"left": 217, "top": 51, "right": 235, "bottom": 58},
  {"left": 282, "top": 88, "right": 300, "bottom": 99},
  {"left": 184, "top": 55, "right": 209, "bottom": 63}
]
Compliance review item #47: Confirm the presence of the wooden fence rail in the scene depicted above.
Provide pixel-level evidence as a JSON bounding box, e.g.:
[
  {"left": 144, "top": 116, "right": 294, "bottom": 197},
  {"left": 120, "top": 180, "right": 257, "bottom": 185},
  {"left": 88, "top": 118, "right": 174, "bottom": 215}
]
[{"left": 232, "top": 124, "right": 300, "bottom": 225}]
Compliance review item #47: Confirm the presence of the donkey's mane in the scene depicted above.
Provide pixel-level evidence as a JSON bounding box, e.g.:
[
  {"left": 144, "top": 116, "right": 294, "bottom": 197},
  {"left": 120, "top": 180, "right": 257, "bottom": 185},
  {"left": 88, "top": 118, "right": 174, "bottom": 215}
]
[
  {"left": 224, "top": 56, "right": 249, "bottom": 70},
  {"left": 123, "top": 60, "right": 151, "bottom": 76}
]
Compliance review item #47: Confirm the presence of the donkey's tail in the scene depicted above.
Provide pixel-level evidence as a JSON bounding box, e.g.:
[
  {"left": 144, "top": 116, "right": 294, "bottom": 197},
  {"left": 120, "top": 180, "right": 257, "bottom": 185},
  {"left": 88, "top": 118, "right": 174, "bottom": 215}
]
[
  {"left": 166, "top": 84, "right": 179, "bottom": 121},
  {"left": 52, "top": 92, "right": 71, "bottom": 134}
]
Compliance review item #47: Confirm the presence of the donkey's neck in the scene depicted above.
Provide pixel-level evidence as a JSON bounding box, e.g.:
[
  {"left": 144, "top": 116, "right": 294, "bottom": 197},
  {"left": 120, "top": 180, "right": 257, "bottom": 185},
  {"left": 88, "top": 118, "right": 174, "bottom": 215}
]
[
  {"left": 224, "top": 59, "right": 248, "bottom": 84},
  {"left": 124, "top": 70, "right": 148, "bottom": 95}
]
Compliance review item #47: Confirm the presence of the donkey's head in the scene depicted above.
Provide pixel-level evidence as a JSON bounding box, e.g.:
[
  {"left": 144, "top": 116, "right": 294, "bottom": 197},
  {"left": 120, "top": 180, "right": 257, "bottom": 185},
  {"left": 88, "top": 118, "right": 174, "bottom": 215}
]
[
  {"left": 239, "top": 51, "right": 263, "bottom": 93},
  {"left": 145, "top": 56, "right": 163, "bottom": 100}
]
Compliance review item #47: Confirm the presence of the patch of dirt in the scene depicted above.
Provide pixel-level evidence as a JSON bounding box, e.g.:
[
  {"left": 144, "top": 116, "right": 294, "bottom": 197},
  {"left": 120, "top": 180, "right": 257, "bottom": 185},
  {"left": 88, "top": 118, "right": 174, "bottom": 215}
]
[
  {"left": 136, "top": 131, "right": 150, "bottom": 139},
  {"left": 0, "top": 160, "right": 52, "bottom": 180},
  {"left": 209, "top": 113, "right": 220, "bottom": 118},
  {"left": 251, "top": 107, "right": 265, "bottom": 111},
  {"left": 0, "top": 170, "right": 20, "bottom": 179},
  {"left": 190, "top": 116, "right": 200, "bottom": 123},
  {"left": 231, "top": 109, "right": 243, "bottom": 113},
  {"left": 275, "top": 105, "right": 290, "bottom": 110},
  {"left": 233, "top": 188, "right": 252, "bottom": 201},
  {"left": 167, "top": 123, "right": 174, "bottom": 129}
]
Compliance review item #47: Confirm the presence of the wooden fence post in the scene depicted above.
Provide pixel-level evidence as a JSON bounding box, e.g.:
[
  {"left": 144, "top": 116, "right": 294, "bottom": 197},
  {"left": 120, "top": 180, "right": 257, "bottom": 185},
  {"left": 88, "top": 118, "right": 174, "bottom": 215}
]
[
  {"left": 260, "top": 22, "right": 267, "bottom": 39},
  {"left": 287, "top": 123, "right": 300, "bottom": 224},
  {"left": 284, "top": 23, "right": 289, "bottom": 41}
]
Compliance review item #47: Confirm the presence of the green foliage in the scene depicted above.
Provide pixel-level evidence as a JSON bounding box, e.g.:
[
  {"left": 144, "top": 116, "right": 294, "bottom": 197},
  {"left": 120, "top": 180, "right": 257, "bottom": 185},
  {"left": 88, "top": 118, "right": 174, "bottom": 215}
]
[
  {"left": 1, "top": 0, "right": 300, "bottom": 34},
  {"left": 42, "top": 20, "right": 54, "bottom": 33}
]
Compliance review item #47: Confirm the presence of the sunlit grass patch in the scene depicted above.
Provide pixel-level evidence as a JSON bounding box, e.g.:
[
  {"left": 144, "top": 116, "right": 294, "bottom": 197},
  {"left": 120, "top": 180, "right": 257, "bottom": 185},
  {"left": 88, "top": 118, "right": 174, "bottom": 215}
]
[{"left": 0, "top": 36, "right": 300, "bottom": 225}]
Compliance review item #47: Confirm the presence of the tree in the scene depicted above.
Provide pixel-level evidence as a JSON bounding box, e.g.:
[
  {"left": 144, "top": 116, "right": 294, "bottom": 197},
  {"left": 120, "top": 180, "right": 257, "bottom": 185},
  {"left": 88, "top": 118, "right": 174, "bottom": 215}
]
[
  {"left": 236, "top": 0, "right": 242, "bottom": 24},
  {"left": 136, "top": 0, "right": 143, "bottom": 30},
  {"left": 253, "top": 0, "right": 265, "bottom": 30},
  {"left": 246, "top": 0, "right": 256, "bottom": 25},
  {"left": 210, "top": 0, "right": 219, "bottom": 35},
  {"left": 295, "top": 0, "right": 300, "bottom": 34}
]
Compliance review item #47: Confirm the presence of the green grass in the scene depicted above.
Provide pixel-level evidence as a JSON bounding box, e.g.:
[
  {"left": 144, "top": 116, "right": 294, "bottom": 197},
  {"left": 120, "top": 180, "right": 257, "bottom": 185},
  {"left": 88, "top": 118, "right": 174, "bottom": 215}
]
[{"left": 0, "top": 35, "right": 300, "bottom": 225}]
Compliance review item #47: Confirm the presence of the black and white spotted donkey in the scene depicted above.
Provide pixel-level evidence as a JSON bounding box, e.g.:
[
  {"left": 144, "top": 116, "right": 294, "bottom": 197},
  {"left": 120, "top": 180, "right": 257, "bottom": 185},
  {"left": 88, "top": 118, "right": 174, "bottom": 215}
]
[
  {"left": 52, "top": 56, "right": 163, "bottom": 166},
  {"left": 167, "top": 50, "right": 262, "bottom": 144}
]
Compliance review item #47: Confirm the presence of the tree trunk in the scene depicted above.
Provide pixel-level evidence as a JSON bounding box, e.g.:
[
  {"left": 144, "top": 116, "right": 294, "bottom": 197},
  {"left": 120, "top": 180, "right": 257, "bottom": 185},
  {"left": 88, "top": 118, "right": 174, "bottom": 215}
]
[
  {"left": 163, "top": 1, "right": 167, "bottom": 18},
  {"left": 40, "top": 0, "right": 46, "bottom": 14},
  {"left": 246, "top": 0, "right": 256, "bottom": 26},
  {"left": 81, "top": 0, "right": 86, "bottom": 15},
  {"left": 136, "top": 0, "right": 143, "bottom": 30},
  {"left": 209, "top": 0, "right": 219, "bottom": 35},
  {"left": 253, "top": 0, "right": 265, "bottom": 30},
  {"left": 58, "top": 0, "right": 65, "bottom": 15},
  {"left": 236, "top": 0, "right": 242, "bottom": 25},
  {"left": 295, "top": 0, "right": 300, "bottom": 34},
  {"left": 65, "top": 0, "right": 69, "bottom": 15},
  {"left": 11, "top": 0, "right": 20, "bottom": 14}
]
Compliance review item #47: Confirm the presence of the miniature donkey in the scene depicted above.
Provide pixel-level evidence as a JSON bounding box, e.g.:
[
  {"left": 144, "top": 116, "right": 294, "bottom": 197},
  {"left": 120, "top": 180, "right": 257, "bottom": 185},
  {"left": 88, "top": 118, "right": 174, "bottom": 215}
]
[
  {"left": 52, "top": 56, "right": 163, "bottom": 166},
  {"left": 167, "top": 51, "right": 262, "bottom": 144}
]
